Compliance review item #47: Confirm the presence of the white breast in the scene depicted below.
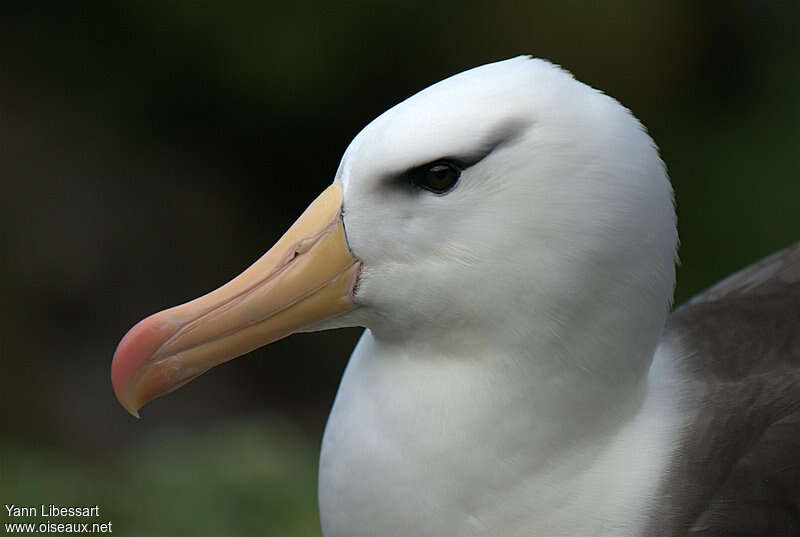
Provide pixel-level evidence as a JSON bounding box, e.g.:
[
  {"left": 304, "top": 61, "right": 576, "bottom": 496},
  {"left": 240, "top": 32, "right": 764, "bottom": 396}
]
[{"left": 318, "top": 330, "right": 687, "bottom": 536}]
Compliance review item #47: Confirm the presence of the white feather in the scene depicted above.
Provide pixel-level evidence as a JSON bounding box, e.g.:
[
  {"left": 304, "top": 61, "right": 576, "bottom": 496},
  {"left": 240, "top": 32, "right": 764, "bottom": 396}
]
[{"left": 316, "top": 56, "right": 684, "bottom": 536}]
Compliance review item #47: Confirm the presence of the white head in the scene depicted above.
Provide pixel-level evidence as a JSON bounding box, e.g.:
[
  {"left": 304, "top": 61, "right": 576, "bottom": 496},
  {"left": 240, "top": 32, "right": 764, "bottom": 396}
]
[
  {"left": 113, "top": 56, "right": 676, "bottom": 422},
  {"left": 334, "top": 56, "right": 676, "bottom": 388}
]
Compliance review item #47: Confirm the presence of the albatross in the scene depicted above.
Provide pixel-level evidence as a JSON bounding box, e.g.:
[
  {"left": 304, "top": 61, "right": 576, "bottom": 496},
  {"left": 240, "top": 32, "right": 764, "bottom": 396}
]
[{"left": 111, "top": 56, "right": 800, "bottom": 536}]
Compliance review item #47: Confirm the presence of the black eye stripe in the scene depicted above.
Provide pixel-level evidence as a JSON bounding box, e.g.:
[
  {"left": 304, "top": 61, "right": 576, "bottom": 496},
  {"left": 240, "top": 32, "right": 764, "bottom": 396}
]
[{"left": 385, "top": 118, "right": 532, "bottom": 196}]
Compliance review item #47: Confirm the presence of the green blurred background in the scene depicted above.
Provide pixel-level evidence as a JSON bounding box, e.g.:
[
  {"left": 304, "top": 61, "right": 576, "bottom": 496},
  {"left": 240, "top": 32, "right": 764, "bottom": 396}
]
[{"left": 2, "top": 1, "right": 799, "bottom": 535}]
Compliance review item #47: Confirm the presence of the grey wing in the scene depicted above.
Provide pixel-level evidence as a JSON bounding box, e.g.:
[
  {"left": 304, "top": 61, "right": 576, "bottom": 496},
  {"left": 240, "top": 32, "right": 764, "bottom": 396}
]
[{"left": 645, "top": 241, "right": 800, "bottom": 536}]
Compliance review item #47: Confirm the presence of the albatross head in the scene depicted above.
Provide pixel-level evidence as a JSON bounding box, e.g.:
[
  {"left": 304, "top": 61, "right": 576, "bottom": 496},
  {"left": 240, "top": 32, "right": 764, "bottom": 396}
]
[{"left": 112, "top": 56, "right": 676, "bottom": 419}]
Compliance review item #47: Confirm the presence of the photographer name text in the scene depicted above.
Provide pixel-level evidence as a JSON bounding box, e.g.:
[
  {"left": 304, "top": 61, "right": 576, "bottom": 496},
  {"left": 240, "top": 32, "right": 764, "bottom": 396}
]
[{"left": 6, "top": 505, "right": 100, "bottom": 518}]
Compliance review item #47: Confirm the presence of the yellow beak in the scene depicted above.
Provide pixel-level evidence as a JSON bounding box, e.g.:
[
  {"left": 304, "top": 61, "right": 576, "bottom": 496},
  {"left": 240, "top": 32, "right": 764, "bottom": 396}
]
[{"left": 111, "top": 182, "right": 360, "bottom": 417}]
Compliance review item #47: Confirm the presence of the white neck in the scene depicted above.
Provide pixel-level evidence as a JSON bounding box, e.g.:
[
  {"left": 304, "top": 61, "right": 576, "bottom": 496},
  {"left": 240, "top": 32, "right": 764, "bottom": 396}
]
[{"left": 318, "top": 328, "right": 686, "bottom": 536}]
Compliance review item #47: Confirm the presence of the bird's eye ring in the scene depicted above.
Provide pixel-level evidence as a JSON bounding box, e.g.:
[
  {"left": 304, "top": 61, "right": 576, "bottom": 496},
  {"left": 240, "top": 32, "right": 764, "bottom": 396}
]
[{"left": 411, "top": 161, "right": 461, "bottom": 194}]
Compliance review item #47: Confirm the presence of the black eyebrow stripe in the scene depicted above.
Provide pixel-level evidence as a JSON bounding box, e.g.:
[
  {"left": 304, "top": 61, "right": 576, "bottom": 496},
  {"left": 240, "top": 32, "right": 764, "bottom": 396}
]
[
  {"left": 451, "top": 117, "right": 532, "bottom": 169},
  {"left": 378, "top": 117, "right": 532, "bottom": 194},
  {"left": 401, "top": 116, "right": 532, "bottom": 175}
]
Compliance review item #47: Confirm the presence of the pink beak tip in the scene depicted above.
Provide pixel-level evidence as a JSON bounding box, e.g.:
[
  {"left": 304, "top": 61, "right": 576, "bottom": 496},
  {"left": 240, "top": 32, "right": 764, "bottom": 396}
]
[{"left": 111, "top": 313, "right": 177, "bottom": 418}]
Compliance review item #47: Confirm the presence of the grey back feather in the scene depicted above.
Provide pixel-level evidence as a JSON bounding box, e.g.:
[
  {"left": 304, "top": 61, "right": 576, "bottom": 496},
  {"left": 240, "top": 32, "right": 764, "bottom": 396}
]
[{"left": 645, "top": 241, "right": 800, "bottom": 536}]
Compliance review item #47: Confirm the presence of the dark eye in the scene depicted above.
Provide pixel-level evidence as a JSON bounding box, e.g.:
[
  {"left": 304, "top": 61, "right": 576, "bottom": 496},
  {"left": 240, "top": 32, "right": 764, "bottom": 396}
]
[{"left": 411, "top": 161, "right": 461, "bottom": 194}]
